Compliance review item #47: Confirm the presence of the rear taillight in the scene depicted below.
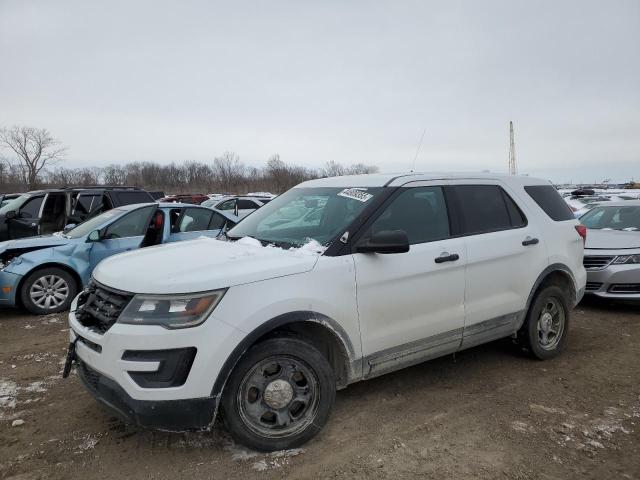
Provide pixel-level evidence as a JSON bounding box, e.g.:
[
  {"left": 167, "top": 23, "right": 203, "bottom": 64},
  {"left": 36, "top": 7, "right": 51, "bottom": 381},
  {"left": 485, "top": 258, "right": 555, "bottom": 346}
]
[{"left": 575, "top": 225, "right": 587, "bottom": 244}]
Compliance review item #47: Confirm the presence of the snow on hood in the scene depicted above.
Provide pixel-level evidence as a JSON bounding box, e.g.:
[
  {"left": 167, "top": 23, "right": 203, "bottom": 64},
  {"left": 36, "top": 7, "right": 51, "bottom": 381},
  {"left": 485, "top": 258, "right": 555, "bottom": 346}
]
[
  {"left": 0, "top": 235, "right": 70, "bottom": 256},
  {"left": 93, "top": 236, "right": 324, "bottom": 294},
  {"left": 585, "top": 229, "right": 640, "bottom": 250}
]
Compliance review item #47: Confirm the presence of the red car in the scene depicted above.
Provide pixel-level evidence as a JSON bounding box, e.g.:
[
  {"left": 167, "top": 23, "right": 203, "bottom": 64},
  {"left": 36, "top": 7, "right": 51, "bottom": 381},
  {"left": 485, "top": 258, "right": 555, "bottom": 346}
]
[{"left": 158, "top": 194, "right": 209, "bottom": 205}]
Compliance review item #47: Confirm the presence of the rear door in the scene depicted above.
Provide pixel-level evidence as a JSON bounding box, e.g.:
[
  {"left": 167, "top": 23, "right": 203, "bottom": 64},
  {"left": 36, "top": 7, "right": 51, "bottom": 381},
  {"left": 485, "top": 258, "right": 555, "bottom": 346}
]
[
  {"left": 447, "top": 181, "right": 548, "bottom": 348},
  {"left": 167, "top": 207, "right": 222, "bottom": 242},
  {"left": 353, "top": 182, "right": 467, "bottom": 377}
]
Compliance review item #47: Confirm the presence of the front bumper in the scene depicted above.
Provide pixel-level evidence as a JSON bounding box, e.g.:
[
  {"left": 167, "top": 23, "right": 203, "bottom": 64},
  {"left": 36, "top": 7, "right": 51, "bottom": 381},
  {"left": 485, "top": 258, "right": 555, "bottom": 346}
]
[
  {"left": 585, "top": 262, "right": 640, "bottom": 301},
  {"left": 68, "top": 293, "right": 246, "bottom": 429},
  {"left": 77, "top": 359, "right": 216, "bottom": 430},
  {"left": 0, "top": 270, "right": 22, "bottom": 306}
]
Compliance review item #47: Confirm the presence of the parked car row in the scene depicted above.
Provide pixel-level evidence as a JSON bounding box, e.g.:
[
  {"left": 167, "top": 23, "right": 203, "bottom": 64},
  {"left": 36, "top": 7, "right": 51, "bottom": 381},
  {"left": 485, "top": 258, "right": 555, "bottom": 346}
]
[
  {"left": 0, "top": 187, "right": 155, "bottom": 241},
  {"left": 0, "top": 202, "right": 237, "bottom": 314},
  {"left": 61, "top": 173, "right": 588, "bottom": 452},
  {"left": 560, "top": 188, "right": 640, "bottom": 217},
  {"left": 580, "top": 200, "right": 640, "bottom": 301}
]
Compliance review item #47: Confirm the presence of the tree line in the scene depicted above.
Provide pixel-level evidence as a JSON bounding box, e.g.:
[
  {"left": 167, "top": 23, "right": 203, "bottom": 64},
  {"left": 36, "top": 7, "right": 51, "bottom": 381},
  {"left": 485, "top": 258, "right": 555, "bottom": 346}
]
[{"left": 0, "top": 126, "right": 378, "bottom": 194}]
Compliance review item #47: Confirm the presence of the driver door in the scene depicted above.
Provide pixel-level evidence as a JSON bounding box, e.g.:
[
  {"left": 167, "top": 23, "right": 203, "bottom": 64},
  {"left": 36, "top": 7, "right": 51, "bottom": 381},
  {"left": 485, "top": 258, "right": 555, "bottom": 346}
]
[
  {"left": 9, "top": 195, "right": 45, "bottom": 239},
  {"left": 88, "top": 206, "right": 155, "bottom": 269},
  {"left": 352, "top": 183, "right": 467, "bottom": 378}
]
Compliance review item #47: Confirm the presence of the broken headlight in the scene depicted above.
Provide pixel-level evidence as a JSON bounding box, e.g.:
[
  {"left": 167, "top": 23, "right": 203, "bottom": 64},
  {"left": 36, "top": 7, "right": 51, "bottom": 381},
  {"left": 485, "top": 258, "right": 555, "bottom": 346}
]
[{"left": 117, "top": 289, "right": 227, "bottom": 329}]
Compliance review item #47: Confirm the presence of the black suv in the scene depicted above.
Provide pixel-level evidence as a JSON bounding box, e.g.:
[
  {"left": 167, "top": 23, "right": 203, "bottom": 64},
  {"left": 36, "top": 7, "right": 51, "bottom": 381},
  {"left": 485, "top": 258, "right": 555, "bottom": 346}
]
[{"left": 0, "top": 187, "right": 155, "bottom": 241}]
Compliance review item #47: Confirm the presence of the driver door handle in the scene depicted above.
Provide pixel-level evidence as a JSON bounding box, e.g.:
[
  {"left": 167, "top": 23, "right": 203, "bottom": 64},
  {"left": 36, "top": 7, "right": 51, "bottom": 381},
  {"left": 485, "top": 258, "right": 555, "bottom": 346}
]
[
  {"left": 435, "top": 253, "right": 460, "bottom": 264},
  {"left": 522, "top": 236, "right": 539, "bottom": 246}
]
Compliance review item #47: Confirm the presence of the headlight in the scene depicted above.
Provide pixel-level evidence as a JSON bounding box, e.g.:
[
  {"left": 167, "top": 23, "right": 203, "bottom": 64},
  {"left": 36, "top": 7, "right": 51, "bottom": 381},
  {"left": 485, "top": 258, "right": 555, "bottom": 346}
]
[
  {"left": 613, "top": 254, "right": 640, "bottom": 265},
  {"left": 117, "top": 289, "right": 227, "bottom": 329}
]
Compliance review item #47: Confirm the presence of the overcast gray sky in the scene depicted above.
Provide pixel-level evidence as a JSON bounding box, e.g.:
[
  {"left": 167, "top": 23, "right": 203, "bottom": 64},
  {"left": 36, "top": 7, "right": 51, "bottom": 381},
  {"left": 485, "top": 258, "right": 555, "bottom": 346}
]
[{"left": 1, "top": 0, "right": 638, "bottom": 183}]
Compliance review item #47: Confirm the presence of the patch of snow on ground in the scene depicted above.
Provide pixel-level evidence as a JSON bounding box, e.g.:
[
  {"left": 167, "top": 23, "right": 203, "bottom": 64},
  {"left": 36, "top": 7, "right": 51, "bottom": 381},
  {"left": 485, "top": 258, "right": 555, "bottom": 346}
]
[
  {"left": 0, "top": 379, "right": 18, "bottom": 411},
  {"left": 74, "top": 433, "right": 101, "bottom": 453},
  {"left": 23, "top": 381, "right": 47, "bottom": 393},
  {"left": 226, "top": 441, "right": 305, "bottom": 471}
]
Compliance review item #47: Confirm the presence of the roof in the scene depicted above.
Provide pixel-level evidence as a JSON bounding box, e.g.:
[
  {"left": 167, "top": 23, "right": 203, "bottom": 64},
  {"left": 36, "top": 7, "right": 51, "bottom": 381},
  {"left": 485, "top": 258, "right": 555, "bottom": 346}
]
[{"left": 297, "top": 172, "right": 552, "bottom": 188}]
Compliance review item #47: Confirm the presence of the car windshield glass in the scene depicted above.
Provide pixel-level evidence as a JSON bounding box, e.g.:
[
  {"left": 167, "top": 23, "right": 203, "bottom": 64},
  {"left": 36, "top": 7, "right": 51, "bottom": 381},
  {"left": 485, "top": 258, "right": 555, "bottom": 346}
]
[
  {"left": 65, "top": 209, "right": 125, "bottom": 238},
  {"left": 581, "top": 206, "right": 640, "bottom": 231},
  {"left": 227, "top": 187, "right": 382, "bottom": 247},
  {"left": 0, "top": 194, "right": 30, "bottom": 215}
]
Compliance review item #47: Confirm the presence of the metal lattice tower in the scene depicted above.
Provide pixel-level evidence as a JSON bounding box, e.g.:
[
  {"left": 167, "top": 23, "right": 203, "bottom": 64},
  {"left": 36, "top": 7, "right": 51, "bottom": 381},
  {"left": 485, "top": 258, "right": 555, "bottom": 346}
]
[{"left": 508, "top": 121, "right": 517, "bottom": 175}]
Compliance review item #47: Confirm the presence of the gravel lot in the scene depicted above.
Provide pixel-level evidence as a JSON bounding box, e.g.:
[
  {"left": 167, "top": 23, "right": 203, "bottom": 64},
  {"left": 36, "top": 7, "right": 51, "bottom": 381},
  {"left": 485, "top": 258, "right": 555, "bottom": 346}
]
[{"left": 1, "top": 297, "right": 639, "bottom": 480}]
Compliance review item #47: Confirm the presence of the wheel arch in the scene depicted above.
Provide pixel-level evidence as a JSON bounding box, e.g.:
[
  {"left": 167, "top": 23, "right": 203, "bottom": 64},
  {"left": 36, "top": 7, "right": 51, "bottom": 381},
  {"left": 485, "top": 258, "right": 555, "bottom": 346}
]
[
  {"left": 16, "top": 262, "right": 82, "bottom": 307},
  {"left": 212, "top": 311, "right": 359, "bottom": 401},
  {"left": 518, "top": 263, "right": 577, "bottom": 330}
]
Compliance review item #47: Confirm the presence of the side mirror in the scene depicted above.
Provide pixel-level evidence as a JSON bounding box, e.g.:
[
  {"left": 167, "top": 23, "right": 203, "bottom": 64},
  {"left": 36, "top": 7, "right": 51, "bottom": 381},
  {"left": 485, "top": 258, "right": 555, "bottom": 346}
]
[
  {"left": 63, "top": 223, "right": 77, "bottom": 233},
  {"left": 5, "top": 210, "right": 16, "bottom": 220},
  {"left": 356, "top": 230, "right": 410, "bottom": 254},
  {"left": 88, "top": 230, "right": 102, "bottom": 242}
]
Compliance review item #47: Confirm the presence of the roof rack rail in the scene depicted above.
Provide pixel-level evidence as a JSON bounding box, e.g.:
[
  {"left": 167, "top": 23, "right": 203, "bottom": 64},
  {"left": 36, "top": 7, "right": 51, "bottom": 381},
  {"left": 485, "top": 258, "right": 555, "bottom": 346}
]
[{"left": 61, "top": 185, "right": 144, "bottom": 191}]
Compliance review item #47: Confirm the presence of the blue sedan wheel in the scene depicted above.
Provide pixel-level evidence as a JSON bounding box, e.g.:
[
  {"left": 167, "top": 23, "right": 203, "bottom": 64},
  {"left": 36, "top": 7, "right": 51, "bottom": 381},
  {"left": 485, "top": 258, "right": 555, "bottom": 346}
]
[{"left": 20, "top": 267, "right": 78, "bottom": 315}]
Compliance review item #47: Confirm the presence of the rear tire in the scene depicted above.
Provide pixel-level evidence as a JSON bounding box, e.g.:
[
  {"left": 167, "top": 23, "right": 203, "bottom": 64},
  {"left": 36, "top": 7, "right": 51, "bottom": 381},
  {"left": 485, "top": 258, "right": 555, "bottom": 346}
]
[
  {"left": 518, "top": 285, "right": 570, "bottom": 360},
  {"left": 221, "top": 336, "right": 336, "bottom": 452},
  {"left": 20, "top": 267, "right": 77, "bottom": 315}
]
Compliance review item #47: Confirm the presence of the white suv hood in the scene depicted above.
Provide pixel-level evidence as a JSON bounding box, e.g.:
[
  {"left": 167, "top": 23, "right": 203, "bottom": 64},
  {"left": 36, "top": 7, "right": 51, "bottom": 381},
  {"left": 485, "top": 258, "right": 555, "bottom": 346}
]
[{"left": 93, "top": 237, "right": 321, "bottom": 294}]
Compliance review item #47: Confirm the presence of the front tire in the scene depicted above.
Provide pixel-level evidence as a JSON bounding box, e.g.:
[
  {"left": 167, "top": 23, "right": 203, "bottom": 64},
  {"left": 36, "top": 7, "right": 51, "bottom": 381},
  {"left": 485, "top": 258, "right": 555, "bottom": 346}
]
[
  {"left": 518, "top": 285, "right": 570, "bottom": 360},
  {"left": 221, "top": 336, "right": 336, "bottom": 451},
  {"left": 20, "top": 267, "right": 77, "bottom": 315}
]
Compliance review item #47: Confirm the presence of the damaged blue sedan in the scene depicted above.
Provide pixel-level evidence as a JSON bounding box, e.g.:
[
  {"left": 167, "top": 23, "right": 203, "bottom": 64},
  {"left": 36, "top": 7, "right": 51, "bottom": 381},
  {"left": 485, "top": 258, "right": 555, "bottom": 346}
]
[{"left": 0, "top": 202, "right": 237, "bottom": 314}]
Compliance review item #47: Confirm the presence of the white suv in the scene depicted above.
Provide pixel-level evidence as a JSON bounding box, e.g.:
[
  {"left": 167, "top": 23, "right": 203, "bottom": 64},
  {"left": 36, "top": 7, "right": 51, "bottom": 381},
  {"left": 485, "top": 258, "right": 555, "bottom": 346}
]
[{"left": 65, "top": 173, "right": 586, "bottom": 451}]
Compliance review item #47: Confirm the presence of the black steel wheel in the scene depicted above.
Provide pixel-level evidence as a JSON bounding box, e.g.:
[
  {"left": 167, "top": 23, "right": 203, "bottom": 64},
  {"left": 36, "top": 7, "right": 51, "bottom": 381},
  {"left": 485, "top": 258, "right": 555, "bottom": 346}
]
[
  {"left": 518, "top": 284, "right": 570, "bottom": 360},
  {"left": 221, "top": 336, "right": 335, "bottom": 451}
]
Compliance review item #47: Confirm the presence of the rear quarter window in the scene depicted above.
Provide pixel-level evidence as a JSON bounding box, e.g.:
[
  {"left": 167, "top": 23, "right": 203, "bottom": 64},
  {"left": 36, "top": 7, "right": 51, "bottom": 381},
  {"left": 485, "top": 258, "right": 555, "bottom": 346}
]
[
  {"left": 112, "top": 191, "right": 154, "bottom": 206},
  {"left": 524, "top": 185, "right": 574, "bottom": 221}
]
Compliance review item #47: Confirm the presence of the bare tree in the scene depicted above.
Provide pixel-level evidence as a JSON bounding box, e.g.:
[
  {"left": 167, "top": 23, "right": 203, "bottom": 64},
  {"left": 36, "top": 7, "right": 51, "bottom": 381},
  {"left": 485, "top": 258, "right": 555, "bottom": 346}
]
[
  {"left": 0, "top": 126, "right": 66, "bottom": 189},
  {"left": 321, "top": 160, "right": 345, "bottom": 177}
]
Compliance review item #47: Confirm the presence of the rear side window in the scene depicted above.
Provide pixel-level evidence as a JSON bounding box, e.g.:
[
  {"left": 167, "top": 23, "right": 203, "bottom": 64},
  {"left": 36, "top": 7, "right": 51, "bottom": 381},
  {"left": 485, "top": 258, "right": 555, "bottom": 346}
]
[
  {"left": 178, "top": 208, "right": 213, "bottom": 232},
  {"left": 238, "top": 199, "right": 258, "bottom": 209},
  {"left": 209, "top": 212, "right": 227, "bottom": 230},
  {"left": 112, "top": 191, "right": 154, "bottom": 206},
  {"left": 525, "top": 185, "right": 574, "bottom": 221},
  {"left": 452, "top": 185, "right": 526, "bottom": 235}
]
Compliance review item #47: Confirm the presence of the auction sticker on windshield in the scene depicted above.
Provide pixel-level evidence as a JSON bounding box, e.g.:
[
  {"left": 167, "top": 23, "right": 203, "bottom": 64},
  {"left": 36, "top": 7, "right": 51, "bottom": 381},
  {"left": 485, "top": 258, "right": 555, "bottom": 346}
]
[{"left": 337, "top": 188, "right": 373, "bottom": 203}]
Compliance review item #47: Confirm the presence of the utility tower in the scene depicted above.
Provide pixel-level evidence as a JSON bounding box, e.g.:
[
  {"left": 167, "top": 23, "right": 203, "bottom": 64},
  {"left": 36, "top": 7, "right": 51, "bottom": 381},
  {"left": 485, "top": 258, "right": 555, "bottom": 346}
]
[{"left": 508, "top": 121, "right": 517, "bottom": 175}]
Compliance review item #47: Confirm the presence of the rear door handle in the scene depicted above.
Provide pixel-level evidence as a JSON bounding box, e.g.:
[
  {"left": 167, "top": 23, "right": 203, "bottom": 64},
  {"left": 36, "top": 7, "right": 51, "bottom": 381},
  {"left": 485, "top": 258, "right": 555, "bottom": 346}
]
[
  {"left": 435, "top": 253, "right": 460, "bottom": 263},
  {"left": 522, "top": 237, "right": 539, "bottom": 246}
]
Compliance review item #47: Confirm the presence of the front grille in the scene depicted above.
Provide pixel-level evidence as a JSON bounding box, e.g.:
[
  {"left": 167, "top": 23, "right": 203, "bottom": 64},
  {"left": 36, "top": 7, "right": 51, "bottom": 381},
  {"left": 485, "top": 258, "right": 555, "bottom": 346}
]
[
  {"left": 75, "top": 281, "right": 133, "bottom": 335},
  {"left": 585, "top": 282, "right": 603, "bottom": 291},
  {"left": 78, "top": 360, "right": 101, "bottom": 391},
  {"left": 583, "top": 255, "right": 615, "bottom": 270},
  {"left": 608, "top": 284, "right": 640, "bottom": 294}
]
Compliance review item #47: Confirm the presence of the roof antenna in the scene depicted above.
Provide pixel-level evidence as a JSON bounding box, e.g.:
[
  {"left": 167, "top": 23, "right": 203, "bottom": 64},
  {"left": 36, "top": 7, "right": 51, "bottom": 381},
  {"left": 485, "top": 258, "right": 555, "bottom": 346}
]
[{"left": 411, "top": 128, "right": 427, "bottom": 172}]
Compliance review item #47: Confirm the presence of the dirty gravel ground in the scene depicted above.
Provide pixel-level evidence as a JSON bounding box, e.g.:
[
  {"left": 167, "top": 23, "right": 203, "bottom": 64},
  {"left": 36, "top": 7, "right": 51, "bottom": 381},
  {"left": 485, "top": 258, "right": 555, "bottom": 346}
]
[{"left": 1, "top": 297, "right": 639, "bottom": 480}]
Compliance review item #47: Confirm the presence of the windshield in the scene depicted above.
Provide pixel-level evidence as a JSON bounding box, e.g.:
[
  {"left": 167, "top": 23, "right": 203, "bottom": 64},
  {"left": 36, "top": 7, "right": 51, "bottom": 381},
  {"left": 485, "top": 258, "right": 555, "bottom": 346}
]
[
  {"left": 227, "top": 187, "right": 382, "bottom": 247},
  {"left": 0, "top": 194, "right": 30, "bottom": 215},
  {"left": 581, "top": 206, "right": 640, "bottom": 231},
  {"left": 65, "top": 209, "right": 124, "bottom": 239}
]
